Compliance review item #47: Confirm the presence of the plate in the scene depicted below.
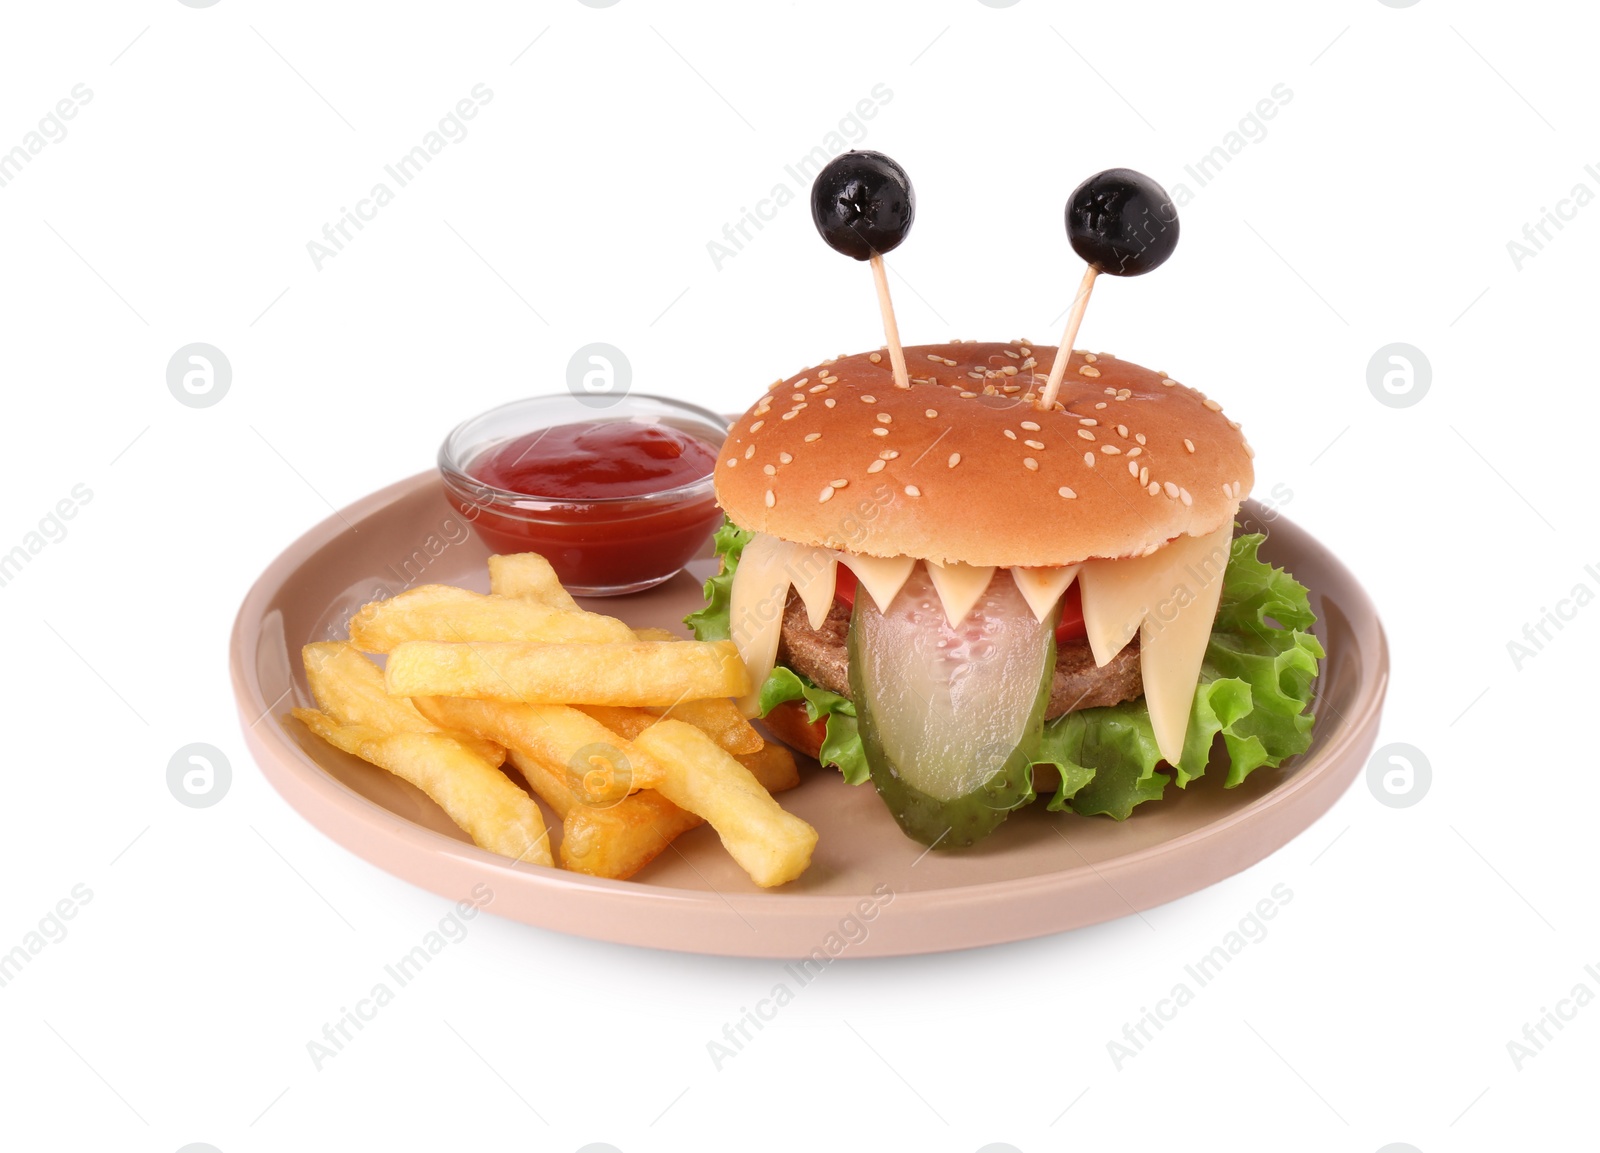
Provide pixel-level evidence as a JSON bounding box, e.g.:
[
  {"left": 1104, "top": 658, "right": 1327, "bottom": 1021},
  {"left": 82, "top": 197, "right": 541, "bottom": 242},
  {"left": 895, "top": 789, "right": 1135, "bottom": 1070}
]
[{"left": 230, "top": 471, "right": 1387, "bottom": 958}]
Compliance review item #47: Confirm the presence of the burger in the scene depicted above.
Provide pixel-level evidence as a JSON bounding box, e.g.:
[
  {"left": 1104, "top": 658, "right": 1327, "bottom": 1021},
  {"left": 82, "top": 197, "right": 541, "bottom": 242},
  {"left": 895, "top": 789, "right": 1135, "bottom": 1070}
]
[{"left": 687, "top": 340, "right": 1323, "bottom": 848}]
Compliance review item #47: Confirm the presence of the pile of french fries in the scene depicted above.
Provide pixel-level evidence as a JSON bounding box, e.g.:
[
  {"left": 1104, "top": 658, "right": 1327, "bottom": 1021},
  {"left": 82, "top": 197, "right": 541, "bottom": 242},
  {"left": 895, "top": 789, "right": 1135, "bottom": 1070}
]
[{"left": 290, "top": 553, "right": 817, "bottom": 887}]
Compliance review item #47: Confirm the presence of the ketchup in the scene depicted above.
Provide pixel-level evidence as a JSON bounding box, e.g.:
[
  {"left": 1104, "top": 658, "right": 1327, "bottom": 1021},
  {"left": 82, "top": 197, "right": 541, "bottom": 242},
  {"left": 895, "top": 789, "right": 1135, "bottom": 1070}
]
[
  {"left": 455, "top": 420, "right": 722, "bottom": 595},
  {"left": 473, "top": 422, "right": 718, "bottom": 500}
]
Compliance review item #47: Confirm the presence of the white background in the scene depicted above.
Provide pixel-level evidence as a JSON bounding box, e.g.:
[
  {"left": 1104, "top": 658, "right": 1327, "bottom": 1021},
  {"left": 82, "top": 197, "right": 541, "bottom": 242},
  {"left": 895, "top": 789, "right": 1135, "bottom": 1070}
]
[{"left": 1, "top": 1, "right": 1593, "bottom": 1150}]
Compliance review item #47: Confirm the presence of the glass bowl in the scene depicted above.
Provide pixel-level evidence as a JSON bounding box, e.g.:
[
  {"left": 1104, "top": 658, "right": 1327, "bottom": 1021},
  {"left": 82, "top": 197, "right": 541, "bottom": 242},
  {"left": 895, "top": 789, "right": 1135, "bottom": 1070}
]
[{"left": 438, "top": 394, "right": 728, "bottom": 596}]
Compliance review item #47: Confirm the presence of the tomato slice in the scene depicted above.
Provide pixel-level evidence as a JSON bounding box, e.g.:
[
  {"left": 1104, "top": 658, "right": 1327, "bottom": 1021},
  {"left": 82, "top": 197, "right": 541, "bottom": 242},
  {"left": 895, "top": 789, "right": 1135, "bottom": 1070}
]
[
  {"left": 833, "top": 564, "right": 1085, "bottom": 642},
  {"left": 1054, "top": 580, "right": 1086, "bottom": 645},
  {"left": 833, "top": 564, "right": 857, "bottom": 609}
]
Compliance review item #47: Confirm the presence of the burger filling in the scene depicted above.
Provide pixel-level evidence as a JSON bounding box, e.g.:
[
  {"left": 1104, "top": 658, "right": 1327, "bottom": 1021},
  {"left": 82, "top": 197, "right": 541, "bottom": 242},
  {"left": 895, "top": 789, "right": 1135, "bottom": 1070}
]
[{"left": 687, "top": 519, "right": 1324, "bottom": 823}]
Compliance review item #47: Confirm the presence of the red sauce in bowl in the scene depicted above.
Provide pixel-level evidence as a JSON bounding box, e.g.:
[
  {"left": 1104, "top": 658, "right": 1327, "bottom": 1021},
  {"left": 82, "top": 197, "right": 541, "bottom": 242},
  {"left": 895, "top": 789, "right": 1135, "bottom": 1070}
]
[{"left": 448, "top": 418, "right": 723, "bottom": 596}]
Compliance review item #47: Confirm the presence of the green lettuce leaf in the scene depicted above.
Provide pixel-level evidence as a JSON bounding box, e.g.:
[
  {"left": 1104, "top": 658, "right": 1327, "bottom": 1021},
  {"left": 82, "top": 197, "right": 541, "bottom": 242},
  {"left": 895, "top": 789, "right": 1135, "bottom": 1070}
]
[
  {"left": 1041, "top": 532, "right": 1325, "bottom": 818},
  {"left": 683, "top": 520, "right": 753, "bottom": 642},
  {"left": 684, "top": 519, "right": 1323, "bottom": 820}
]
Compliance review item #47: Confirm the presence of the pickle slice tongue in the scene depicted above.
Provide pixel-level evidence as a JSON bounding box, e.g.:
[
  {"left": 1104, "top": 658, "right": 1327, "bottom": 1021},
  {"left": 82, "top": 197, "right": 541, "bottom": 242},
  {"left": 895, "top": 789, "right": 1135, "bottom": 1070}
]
[{"left": 848, "top": 565, "right": 1055, "bottom": 848}]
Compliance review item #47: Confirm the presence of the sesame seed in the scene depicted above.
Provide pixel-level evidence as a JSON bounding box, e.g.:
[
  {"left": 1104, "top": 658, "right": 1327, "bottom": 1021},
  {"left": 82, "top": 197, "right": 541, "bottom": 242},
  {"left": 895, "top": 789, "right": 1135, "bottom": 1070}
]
[
  {"left": 880, "top": 449, "right": 900, "bottom": 459},
  {"left": 1101, "top": 445, "right": 1121, "bottom": 455},
  {"left": 1094, "top": 402, "right": 1108, "bottom": 410},
  {"left": 1024, "top": 457, "right": 1039, "bottom": 470},
  {"left": 1078, "top": 365, "right": 1101, "bottom": 378},
  {"left": 948, "top": 452, "right": 961, "bottom": 468},
  {"left": 1135, "top": 433, "right": 1146, "bottom": 445},
  {"left": 927, "top": 353, "right": 944, "bottom": 362},
  {"left": 781, "top": 411, "right": 798, "bottom": 420},
  {"left": 818, "top": 486, "right": 834, "bottom": 504},
  {"left": 960, "top": 391, "right": 977, "bottom": 399},
  {"left": 867, "top": 459, "right": 886, "bottom": 474},
  {"left": 904, "top": 485, "right": 920, "bottom": 497},
  {"left": 861, "top": 395, "right": 876, "bottom": 404},
  {"left": 1203, "top": 398, "right": 1223, "bottom": 412},
  {"left": 1020, "top": 346, "right": 1032, "bottom": 356},
  {"left": 821, "top": 375, "right": 839, "bottom": 384},
  {"left": 1117, "top": 389, "right": 1132, "bottom": 400},
  {"left": 1078, "top": 418, "right": 1098, "bottom": 427},
  {"left": 789, "top": 393, "right": 804, "bottom": 402},
  {"left": 1161, "top": 378, "right": 1176, "bottom": 386},
  {"left": 830, "top": 479, "right": 848, "bottom": 489},
  {"left": 750, "top": 420, "right": 764, "bottom": 432},
  {"left": 925, "top": 409, "right": 938, "bottom": 418},
  {"left": 765, "top": 490, "right": 775, "bottom": 508},
  {"left": 1180, "top": 488, "right": 1193, "bottom": 506},
  {"left": 726, "top": 458, "right": 737, "bottom": 467},
  {"left": 1004, "top": 429, "right": 1018, "bottom": 440},
  {"left": 1244, "top": 442, "right": 1255, "bottom": 459},
  {"left": 803, "top": 432, "right": 820, "bottom": 442},
  {"left": 1020, "top": 421, "right": 1040, "bottom": 431},
  {"left": 872, "top": 427, "right": 889, "bottom": 437},
  {"left": 1083, "top": 452, "right": 1096, "bottom": 468},
  {"left": 1164, "top": 482, "right": 1179, "bottom": 499},
  {"left": 1183, "top": 439, "right": 1195, "bottom": 453},
  {"left": 1001, "top": 365, "right": 1019, "bottom": 376},
  {"left": 1078, "top": 429, "right": 1096, "bottom": 441},
  {"left": 1084, "top": 353, "right": 1098, "bottom": 363},
  {"left": 1139, "top": 466, "right": 1149, "bottom": 486},
  {"left": 1128, "top": 460, "right": 1140, "bottom": 477},
  {"left": 876, "top": 413, "right": 892, "bottom": 424},
  {"left": 779, "top": 452, "right": 793, "bottom": 463},
  {"left": 809, "top": 384, "right": 828, "bottom": 393},
  {"left": 1058, "top": 486, "right": 1076, "bottom": 499},
  {"left": 1116, "top": 424, "right": 1128, "bottom": 438},
  {"left": 869, "top": 352, "right": 882, "bottom": 364},
  {"left": 744, "top": 445, "right": 756, "bottom": 459},
  {"left": 763, "top": 464, "right": 776, "bottom": 476},
  {"left": 1104, "top": 387, "right": 1117, "bottom": 396},
  {"left": 1148, "top": 481, "right": 1160, "bottom": 496},
  {"left": 1025, "top": 439, "right": 1045, "bottom": 450},
  {"left": 1003, "top": 349, "right": 1020, "bottom": 359},
  {"left": 1126, "top": 446, "right": 1142, "bottom": 458},
  {"left": 824, "top": 398, "right": 837, "bottom": 408},
  {"left": 1221, "top": 484, "right": 1231, "bottom": 497}
]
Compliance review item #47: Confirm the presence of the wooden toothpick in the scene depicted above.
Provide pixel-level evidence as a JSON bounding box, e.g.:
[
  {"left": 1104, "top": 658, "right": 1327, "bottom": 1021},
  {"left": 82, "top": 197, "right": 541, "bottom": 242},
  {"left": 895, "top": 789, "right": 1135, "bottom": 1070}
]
[
  {"left": 869, "top": 252, "right": 910, "bottom": 389},
  {"left": 1038, "top": 264, "right": 1099, "bottom": 411}
]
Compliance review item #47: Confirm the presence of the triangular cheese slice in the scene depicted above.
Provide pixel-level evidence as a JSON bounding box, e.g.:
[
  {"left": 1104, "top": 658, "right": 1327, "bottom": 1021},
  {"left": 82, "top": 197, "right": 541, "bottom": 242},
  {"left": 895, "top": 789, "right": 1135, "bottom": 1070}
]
[
  {"left": 727, "top": 533, "right": 796, "bottom": 716},
  {"left": 787, "top": 548, "right": 839, "bottom": 630},
  {"left": 841, "top": 553, "right": 917, "bottom": 613},
  {"left": 1079, "top": 527, "right": 1233, "bottom": 668},
  {"left": 1011, "top": 565, "right": 1081, "bottom": 624},
  {"left": 1139, "top": 523, "right": 1234, "bottom": 764},
  {"left": 927, "top": 561, "right": 997, "bottom": 627}
]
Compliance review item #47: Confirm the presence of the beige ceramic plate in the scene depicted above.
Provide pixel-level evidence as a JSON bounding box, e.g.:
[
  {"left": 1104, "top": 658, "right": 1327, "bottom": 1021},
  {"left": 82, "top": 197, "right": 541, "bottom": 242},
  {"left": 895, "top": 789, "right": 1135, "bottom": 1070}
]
[{"left": 230, "top": 472, "right": 1387, "bottom": 958}]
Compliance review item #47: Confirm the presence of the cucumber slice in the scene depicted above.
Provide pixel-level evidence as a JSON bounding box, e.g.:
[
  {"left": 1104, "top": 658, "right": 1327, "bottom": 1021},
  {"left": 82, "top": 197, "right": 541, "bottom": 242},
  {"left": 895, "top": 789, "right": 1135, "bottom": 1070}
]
[{"left": 848, "top": 565, "right": 1056, "bottom": 848}]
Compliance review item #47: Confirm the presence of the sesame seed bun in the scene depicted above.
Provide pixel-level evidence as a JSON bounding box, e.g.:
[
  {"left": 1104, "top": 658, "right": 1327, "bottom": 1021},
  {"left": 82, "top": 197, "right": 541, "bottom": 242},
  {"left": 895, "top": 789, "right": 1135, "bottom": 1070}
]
[{"left": 714, "top": 341, "right": 1254, "bottom": 567}]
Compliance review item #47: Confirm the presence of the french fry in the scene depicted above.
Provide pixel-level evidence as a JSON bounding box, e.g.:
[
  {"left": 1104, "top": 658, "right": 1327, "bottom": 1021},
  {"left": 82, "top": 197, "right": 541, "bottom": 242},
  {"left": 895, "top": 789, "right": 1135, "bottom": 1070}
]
[
  {"left": 630, "top": 719, "right": 816, "bottom": 887},
  {"left": 646, "top": 698, "right": 763, "bottom": 755},
  {"left": 734, "top": 741, "right": 800, "bottom": 793},
  {"left": 292, "top": 708, "right": 552, "bottom": 866},
  {"left": 386, "top": 639, "right": 749, "bottom": 706},
  {"left": 577, "top": 701, "right": 763, "bottom": 757},
  {"left": 632, "top": 626, "right": 682, "bottom": 642},
  {"left": 413, "top": 695, "right": 667, "bottom": 792},
  {"left": 301, "top": 642, "right": 505, "bottom": 766},
  {"left": 561, "top": 788, "right": 703, "bottom": 880},
  {"left": 488, "top": 553, "right": 581, "bottom": 612},
  {"left": 349, "top": 584, "right": 634, "bottom": 651}
]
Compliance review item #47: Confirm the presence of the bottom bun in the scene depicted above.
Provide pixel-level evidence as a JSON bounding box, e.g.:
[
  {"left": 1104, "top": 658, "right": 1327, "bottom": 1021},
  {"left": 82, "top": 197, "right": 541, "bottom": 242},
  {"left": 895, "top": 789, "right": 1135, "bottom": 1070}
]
[{"left": 760, "top": 700, "right": 826, "bottom": 762}]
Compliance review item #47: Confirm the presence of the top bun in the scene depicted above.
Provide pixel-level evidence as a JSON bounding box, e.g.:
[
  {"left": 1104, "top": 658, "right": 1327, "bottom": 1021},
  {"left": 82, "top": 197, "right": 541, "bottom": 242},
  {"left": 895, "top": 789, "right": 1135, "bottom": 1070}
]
[{"left": 714, "top": 341, "right": 1253, "bottom": 567}]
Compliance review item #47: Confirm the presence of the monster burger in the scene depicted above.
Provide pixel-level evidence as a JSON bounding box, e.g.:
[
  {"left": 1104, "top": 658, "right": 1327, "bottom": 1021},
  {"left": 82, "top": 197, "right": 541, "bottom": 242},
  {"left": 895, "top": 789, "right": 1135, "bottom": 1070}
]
[{"left": 688, "top": 342, "right": 1324, "bottom": 847}]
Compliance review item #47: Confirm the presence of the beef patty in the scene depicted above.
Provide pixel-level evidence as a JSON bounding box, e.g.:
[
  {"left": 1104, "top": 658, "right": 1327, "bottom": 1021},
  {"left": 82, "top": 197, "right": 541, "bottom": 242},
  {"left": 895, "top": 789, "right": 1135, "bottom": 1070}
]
[{"left": 775, "top": 590, "right": 1143, "bottom": 720}]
